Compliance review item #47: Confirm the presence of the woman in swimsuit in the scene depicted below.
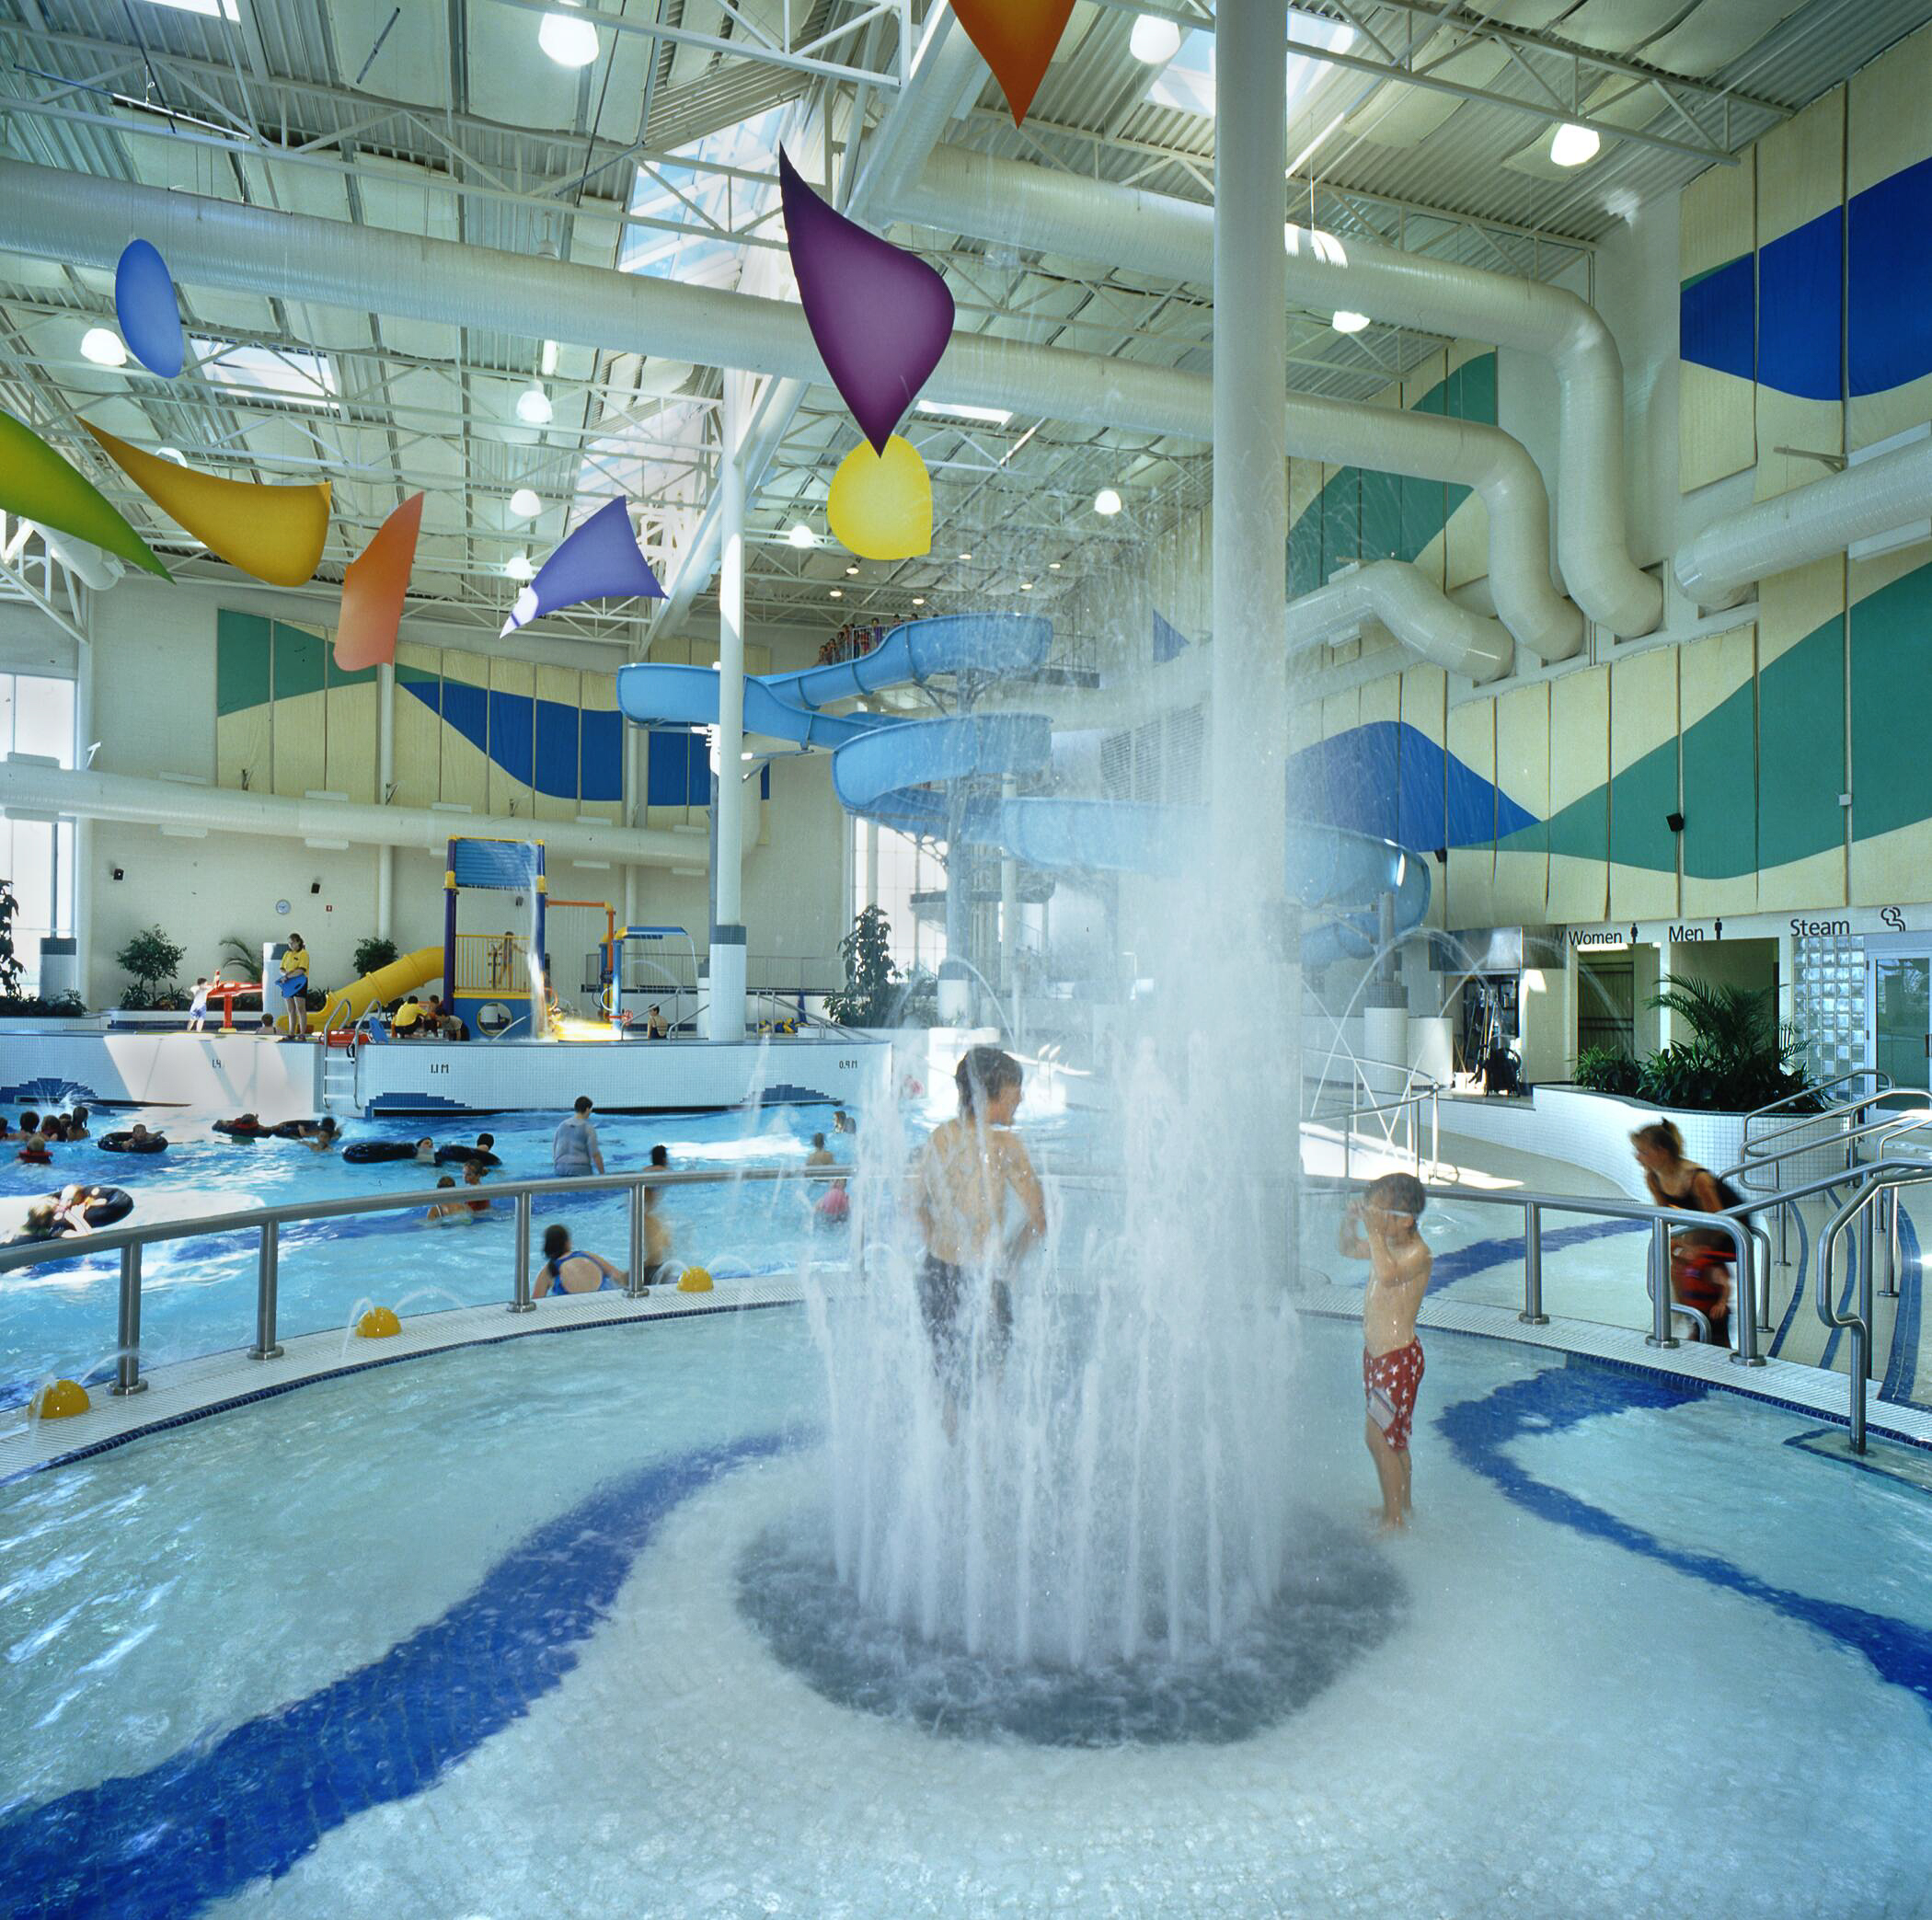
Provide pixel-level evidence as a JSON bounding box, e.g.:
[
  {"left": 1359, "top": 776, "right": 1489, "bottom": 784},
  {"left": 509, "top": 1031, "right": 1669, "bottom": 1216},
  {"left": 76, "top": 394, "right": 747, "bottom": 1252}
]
[
  {"left": 1631, "top": 1121, "right": 1735, "bottom": 1347},
  {"left": 534, "top": 1224, "right": 627, "bottom": 1296}
]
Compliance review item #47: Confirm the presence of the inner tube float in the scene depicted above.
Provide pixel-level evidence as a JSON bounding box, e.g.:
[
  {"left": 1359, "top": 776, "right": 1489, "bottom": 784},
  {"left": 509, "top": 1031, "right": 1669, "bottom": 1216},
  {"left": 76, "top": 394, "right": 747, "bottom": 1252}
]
[
  {"left": 435, "top": 1144, "right": 501, "bottom": 1167},
  {"left": 13, "top": 1186, "right": 134, "bottom": 1239},
  {"left": 213, "top": 1119, "right": 273, "bottom": 1140},
  {"left": 100, "top": 1132, "right": 168, "bottom": 1155},
  {"left": 341, "top": 1140, "right": 422, "bottom": 1165},
  {"left": 271, "top": 1120, "right": 328, "bottom": 1140}
]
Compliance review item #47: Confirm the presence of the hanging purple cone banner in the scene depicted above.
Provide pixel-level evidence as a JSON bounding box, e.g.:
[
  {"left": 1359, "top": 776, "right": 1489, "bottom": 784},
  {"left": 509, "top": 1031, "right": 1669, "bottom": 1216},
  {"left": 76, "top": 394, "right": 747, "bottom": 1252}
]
[
  {"left": 778, "top": 147, "right": 955, "bottom": 456},
  {"left": 501, "top": 497, "right": 664, "bottom": 635},
  {"left": 114, "top": 238, "right": 185, "bottom": 378}
]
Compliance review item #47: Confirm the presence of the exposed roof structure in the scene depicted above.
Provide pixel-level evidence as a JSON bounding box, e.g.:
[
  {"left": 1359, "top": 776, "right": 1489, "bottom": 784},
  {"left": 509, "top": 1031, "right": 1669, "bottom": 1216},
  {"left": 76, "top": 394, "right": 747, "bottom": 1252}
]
[{"left": 0, "top": 0, "right": 1922, "bottom": 649}]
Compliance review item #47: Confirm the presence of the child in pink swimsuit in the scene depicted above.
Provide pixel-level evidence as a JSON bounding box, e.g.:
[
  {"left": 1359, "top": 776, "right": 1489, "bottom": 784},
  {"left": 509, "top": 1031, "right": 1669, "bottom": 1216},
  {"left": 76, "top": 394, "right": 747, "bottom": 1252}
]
[{"left": 1339, "top": 1171, "right": 1433, "bottom": 1530}]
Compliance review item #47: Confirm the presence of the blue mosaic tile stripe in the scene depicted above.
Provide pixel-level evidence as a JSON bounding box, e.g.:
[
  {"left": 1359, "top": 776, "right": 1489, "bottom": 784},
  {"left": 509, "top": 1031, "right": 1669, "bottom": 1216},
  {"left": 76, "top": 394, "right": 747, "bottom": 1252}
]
[
  {"left": 1436, "top": 1362, "right": 1932, "bottom": 1720},
  {"left": 1425, "top": 1215, "right": 1649, "bottom": 1296},
  {"left": 0, "top": 1431, "right": 790, "bottom": 1917}
]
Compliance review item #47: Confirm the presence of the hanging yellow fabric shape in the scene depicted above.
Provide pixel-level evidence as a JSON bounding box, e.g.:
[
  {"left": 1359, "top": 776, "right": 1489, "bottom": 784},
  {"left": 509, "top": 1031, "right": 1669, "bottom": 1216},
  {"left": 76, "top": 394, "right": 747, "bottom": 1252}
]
[
  {"left": 828, "top": 436, "right": 933, "bottom": 561},
  {"left": 84, "top": 422, "right": 331, "bottom": 586}
]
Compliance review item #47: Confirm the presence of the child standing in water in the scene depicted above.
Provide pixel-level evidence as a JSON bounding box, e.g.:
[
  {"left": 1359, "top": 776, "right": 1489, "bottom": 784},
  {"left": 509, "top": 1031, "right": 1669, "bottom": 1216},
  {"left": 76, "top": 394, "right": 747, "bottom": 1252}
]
[
  {"left": 912, "top": 1047, "right": 1047, "bottom": 1432},
  {"left": 1339, "top": 1172, "right": 1432, "bottom": 1531}
]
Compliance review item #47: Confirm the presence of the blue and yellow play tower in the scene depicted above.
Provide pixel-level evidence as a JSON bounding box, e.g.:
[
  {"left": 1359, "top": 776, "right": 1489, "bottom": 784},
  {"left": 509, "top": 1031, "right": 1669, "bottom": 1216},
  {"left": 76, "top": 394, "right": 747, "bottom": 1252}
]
[{"left": 443, "top": 837, "right": 547, "bottom": 1039}]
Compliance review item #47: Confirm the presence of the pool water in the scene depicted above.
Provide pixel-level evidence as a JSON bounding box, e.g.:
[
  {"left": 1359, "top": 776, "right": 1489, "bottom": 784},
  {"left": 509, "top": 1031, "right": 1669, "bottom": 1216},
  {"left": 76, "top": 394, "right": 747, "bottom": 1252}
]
[
  {"left": 0, "top": 1101, "right": 1099, "bottom": 1408},
  {"left": 1, "top": 1309, "right": 1927, "bottom": 1916}
]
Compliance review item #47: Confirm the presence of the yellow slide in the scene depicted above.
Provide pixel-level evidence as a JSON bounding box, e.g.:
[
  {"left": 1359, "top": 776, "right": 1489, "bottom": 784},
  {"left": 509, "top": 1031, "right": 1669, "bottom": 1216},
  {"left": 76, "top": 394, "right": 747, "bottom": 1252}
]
[{"left": 306, "top": 946, "right": 444, "bottom": 1034}]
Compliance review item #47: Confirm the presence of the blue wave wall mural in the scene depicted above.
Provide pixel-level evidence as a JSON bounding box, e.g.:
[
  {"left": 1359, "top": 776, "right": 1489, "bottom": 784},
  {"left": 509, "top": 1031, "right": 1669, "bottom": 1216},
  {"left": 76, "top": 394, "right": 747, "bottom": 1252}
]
[
  {"left": 1681, "top": 152, "right": 1932, "bottom": 399},
  {"left": 1287, "top": 720, "right": 1534, "bottom": 854}
]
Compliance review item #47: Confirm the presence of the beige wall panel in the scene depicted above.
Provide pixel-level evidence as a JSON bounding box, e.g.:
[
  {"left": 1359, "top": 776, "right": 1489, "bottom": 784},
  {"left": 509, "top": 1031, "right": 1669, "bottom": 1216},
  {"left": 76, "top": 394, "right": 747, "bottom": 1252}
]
[
  {"left": 1400, "top": 664, "right": 1448, "bottom": 929},
  {"left": 1679, "top": 155, "right": 1757, "bottom": 492},
  {"left": 1445, "top": 698, "right": 1494, "bottom": 929},
  {"left": 272, "top": 688, "right": 327, "bottom": 799},
  {"left": 1754, "top": 87, "right": 1845, "bottom": 501},
  {"left": 487, "top": 655, "right": 536, "bottom": 819},
  {"left": 1547, "top": 665, "right": 1609, "bottom": 925},
  {"left": 1849, "top": 25, "right": 1932, "bottom": 449},
  {"left": 218, "top": 708, "right": 270, "bottom": 796},
  {"left": 439, "top": 649, "right": 490, "bottom": 814},
  {"left": 534, "top": 663, "right": 581, "bottom": 823},
  {"left": 1492, "top": 682, "right": 1549, "bottom": 925},
  {"left": 1755, "top": 558, "right": 1846, "bottom": 913},
  {"left": 1678, "top": 625, "right": 1759, "bottom": 917},
  {"left": 1608, "top": 647, "right": 1679, "bottom": 922},
  {"left": 392, "top": 642, "right": 442, "bottom": 810},
  {"left": 324, "top": 682, "right": 378, "bottom": 803}
]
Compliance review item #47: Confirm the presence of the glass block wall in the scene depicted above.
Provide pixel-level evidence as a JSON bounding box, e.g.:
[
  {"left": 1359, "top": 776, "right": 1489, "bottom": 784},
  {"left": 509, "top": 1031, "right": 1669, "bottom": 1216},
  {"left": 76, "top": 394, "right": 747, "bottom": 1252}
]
[{"left": 1791, "top": 934, "right": 1868, "bottom": 1088}]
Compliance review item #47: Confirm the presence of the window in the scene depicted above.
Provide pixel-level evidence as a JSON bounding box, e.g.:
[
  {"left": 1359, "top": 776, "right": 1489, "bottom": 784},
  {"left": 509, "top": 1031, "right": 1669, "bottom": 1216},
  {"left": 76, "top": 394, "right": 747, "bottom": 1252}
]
[
  {"left": 853, "top": 818, "right": 949, "bottom": 974},
  {"left": 1144, "top": 15, "right": 1353, "bottom": 119},
  {"left": 0, "top": 673, "right": 76, "bottom": 994},
  {"left": 190, "top": 339, "right": 340, "bottom": 411}
]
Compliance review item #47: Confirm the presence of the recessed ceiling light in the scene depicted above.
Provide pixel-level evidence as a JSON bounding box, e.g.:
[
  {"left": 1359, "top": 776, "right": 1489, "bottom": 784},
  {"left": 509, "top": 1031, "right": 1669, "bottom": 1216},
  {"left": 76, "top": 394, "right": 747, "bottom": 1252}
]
[
  {"left": 539, "top": 5, "right": 600, "bottom": 67},
  {"left": 509, "top": 487, "right": 542, "bottom": 518},
  {"left": 914, "top": 398, "right": 1013, "bottom": 425},
  {"left": 913, "top": 596, "right": 926, "bottom": 605},
  {"left": 80, "top": 327, "right": 127, "bottom": 367},
  {"left": 1549, "top": 122, "right": 1601, "bottom": 167},
  {"left": 515, "top": 385, "right": 553, "bottom": 425},
  {"left": 788, "top": 523, "right": 816, "bottom": 549},
  {"left": 540, "top": 339, "right": 559, "bottom": 377},
  {"left": 1049, "top": 560, "right": 1062, "bottom": 569},
  {"left": 830, "top": 588, "right": 844, "bottom": 598},
  {"left": 507, "top": 554, "right": 536, "bottom": 581},
  {"left": 1019, "top": 581, "right": 1034, "bottom": 591},
  {"left": 1129, "top": 15, "right": 1182, "bottom": 64},
  {"left": 845, "top": 564, "right": 859, "bottom": 576},
  {"left": 1330, "top": 309, "right": 1371, "bottom": 334},
  {"left": 958, "top": 550, "right": 973, "bottom": 561},
  {"left": 1093, "top": 488, "right": 1122, "bottom": 516}
]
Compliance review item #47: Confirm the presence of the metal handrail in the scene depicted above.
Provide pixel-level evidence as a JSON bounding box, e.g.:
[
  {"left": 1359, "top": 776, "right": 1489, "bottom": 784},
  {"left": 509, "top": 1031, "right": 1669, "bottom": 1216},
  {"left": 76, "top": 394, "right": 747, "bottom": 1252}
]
[
  {"left": 1311, "top": 1173, "right": 1762, "bottom": 1362},
  {"left": 1743, "top": 1067, "right": 1889, "bottom": 1129},
  {"left": 0, "top": 1161, "right": 852, "bottom": 1398},
  {"left": 1816, "top": 1158, "right": 1932, "bottom": 1452},
  {"left": 1731, "top": 1086, "right": 1927, "bottom": 1176}
]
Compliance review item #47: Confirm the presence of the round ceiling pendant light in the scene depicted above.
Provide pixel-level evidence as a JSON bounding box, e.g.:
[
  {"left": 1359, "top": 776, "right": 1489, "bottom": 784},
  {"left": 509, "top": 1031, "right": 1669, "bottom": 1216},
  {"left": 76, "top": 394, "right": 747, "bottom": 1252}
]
[
  {"left": 1129, "top": 15, "right": 1183, "bottom": 64},
  {"left": 1093, "top": 488, "right": 1123, "bottom": 516},
  {"left": 1549, "top": 122, "right": 1601, "bottom": 167},
  {"left": 539, "top": 6, "right": 600, "bottom": 68},
  {"left": 509, "top": 487, "right": 542, "bottom": 518},
  {"left": 81, "top": 327, "right": 127, "bottom": 367}
]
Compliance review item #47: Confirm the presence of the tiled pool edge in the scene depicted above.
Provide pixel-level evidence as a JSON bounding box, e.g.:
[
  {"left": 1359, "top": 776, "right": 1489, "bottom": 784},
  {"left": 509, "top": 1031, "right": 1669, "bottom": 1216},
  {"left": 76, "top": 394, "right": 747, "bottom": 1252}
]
[
  {"left": 8, "top": 1278, "right": 1930, "bottom": 1487},
  {"left": 0, "top": 1282, "right": 810, "bottom": 1487},
  {"left": 1300, "top": 1285, "right": 1932, "bottom": 1454}
]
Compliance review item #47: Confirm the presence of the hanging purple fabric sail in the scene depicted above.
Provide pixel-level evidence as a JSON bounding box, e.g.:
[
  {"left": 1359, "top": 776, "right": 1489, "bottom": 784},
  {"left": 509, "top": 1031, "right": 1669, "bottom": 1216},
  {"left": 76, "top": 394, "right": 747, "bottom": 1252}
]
[
  {"left": 778, "top": 148, "right": 955, "bottom": 456},
  {"left": 501, "top": 497, "right": 664, "bottom": 636},
  {"left": 114, "top": 239, "right": 185, "bottom": 378}
]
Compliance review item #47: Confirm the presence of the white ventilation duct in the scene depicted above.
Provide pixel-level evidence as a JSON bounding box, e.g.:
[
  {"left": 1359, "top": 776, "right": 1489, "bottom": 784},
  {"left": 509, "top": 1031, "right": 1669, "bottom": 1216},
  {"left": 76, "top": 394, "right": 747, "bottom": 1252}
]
[
  {"left": 899, "top": 144, "right": 1662, "bottom": 639},
  {"left": 1674, "top": 433, "right": 1932, "bottom": 609},
  {"left": 0, "top": 161, "right": 1569, "bottom": 658},
  {"left": 0, "top": 759, "right": 705, "bottom": 866},
  {"left": 35, "top": 528, "right": 125, "bottom": 592},
  {"left": 1287, "top": 561, "right": 1512, "bottom": 682}
]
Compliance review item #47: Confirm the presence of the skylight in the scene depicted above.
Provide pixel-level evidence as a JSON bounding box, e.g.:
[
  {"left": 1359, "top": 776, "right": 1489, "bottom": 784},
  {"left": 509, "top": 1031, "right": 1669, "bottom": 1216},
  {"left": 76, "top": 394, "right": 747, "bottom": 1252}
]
[
  {"left": 1145, "top": 12, "right": 1354, "bottom": 119},
  {"left": 190, "top": 339, "right": 340, "bottom": 410},
  {"left": 916, "top": 399, "right": 1012, "bottom": 426},
  {"left": 621, "top": 106, "right": 791, "bottom": 293},
  {"left": 142, "top": 0, "right": 241, "bottom": 18}
]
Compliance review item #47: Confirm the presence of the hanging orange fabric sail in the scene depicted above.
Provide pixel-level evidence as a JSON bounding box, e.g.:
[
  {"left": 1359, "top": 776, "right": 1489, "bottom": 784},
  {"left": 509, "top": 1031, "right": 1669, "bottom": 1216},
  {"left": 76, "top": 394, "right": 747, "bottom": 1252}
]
[
  {"left": 952, "top": 0, "right": 1077, "bottom": 125},
  {"left": 335, "top": 493, "right": 422, "bottom": 672},
  {"left": 83, "top": 422, "right": 331, "bottom": 587}
]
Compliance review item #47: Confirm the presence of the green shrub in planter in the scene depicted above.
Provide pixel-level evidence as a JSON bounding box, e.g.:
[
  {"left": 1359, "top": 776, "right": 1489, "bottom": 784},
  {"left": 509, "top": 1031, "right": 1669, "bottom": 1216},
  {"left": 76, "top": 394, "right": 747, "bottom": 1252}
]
[{"left": 1573, "top": 1045, "right": 1642, "bottom": 1096}]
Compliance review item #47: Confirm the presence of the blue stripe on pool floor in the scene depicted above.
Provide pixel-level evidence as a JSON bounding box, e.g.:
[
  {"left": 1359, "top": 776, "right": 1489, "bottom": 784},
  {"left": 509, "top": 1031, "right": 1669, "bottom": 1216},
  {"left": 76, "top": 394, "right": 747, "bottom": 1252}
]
[
  {"left": 0, "top": 1431, "right": 790, "bottom": 1919},
  {"left": 1438, "top": 1360, "right": 1932, "bottom": 1720},
  {"left": 1425, "top": 1216, "right": 1649, "bottom": 1296}
]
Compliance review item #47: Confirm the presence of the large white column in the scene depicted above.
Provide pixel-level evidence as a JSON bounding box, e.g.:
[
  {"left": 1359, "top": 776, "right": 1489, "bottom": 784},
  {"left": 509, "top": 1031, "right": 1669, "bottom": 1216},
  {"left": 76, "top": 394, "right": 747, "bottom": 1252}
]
[
  {"left": 999, "top": 772, "right": 1018, "bottom": 993},
  {"left": 708, "top": 371, "right": 748, "bottom": 1040},
  {"left": 375, "top": 661, "right": 395, "bottom": 941},
  {"left": 863, "top": 818, "right": 879, "bottom": 911},
  {"left": 73, "top": 632, "right": 95, "bottom": 1006},
  {"left": 1208, "top": 2, "right": 1294, "bottom": 1203}
]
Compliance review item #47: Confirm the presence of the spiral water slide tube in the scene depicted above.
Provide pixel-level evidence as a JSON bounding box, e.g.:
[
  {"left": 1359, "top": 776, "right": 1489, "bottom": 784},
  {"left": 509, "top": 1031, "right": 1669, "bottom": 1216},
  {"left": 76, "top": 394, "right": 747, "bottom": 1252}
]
[{"left": 615, "top": 615, "right": 1429, "bottom": 967}]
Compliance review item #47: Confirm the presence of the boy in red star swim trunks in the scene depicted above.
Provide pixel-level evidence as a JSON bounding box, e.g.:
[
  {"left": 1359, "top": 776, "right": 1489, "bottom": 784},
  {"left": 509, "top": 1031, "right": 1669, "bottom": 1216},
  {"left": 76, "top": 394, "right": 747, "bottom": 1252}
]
[{"left": 1339, "top": 1171, "right": 1432, "bottom": 1531}]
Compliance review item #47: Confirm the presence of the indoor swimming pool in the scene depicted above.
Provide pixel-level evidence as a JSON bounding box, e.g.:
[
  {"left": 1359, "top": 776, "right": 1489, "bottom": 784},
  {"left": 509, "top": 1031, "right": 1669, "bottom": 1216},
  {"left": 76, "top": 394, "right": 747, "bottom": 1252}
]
[
  {"left": 1, "top": 1310, "right": 1926, "bottom": 1917},
  {"left": 0, "top": 1105, "right": 854, "bottom": 1405}
]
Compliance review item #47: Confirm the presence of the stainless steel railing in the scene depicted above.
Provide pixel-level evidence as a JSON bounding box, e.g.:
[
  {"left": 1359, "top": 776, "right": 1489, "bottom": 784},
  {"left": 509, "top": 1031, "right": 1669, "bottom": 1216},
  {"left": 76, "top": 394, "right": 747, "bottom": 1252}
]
[
  {"left": 1309, "top": 1173, "right": 1764, "bottom": 1361},
  {"left": 0, "top": 1163, "right": 851, "bottom": 1398},
  {"left": 1816, "top": 1159, "right": 1932, "bottom": 1452}
]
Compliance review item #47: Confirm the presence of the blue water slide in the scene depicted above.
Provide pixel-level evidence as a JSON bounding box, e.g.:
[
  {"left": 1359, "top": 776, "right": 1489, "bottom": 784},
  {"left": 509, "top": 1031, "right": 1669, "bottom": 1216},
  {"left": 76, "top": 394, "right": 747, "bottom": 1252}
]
[{"left": 615, "top": 613, "right": 1429, "bottom": 964}]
